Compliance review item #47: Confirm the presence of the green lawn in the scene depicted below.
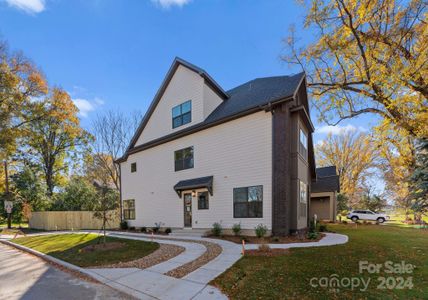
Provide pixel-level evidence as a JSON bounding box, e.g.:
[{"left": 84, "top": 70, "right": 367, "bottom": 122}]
[
  {"left": 13, "top": 233, "right": 159, "bottom": 267},
  {"left": 212, "top": 224, "right": 428, "bottom": 299}
]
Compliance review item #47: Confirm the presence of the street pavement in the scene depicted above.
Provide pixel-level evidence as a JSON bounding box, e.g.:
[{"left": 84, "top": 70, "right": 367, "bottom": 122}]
[{"left": 0, "top": 243, "right": 134, "bottom": 300}]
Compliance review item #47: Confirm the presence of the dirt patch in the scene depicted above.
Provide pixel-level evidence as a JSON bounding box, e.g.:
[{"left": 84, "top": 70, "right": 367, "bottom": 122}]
[
  {"left": 99, "top": 243, "right": 185, "bottom": 269},
  {"left": 245, "top": 248, "right": 290, "bottom": 257},
  {"left": 80, "top": 242, "right": 125, "bottom": 253},
  {"left": 206, "top": 233, "right": 325, "bottom": 244}
]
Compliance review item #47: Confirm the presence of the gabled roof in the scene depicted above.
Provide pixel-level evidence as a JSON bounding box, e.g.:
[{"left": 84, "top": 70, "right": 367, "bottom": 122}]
[
  {"left": 117, "top": 58, "right": 306, "bottom": 162},
  {"left": 312, "top": 166, "right": 340, "bottom": 193},
  {"left": 126, "top": 57, "right": 229, "bottom": 152}
]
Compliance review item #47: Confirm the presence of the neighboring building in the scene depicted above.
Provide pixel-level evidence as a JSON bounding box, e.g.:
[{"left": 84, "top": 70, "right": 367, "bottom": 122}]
[
  {"left": 117, "top": 57, "right": 316, "bottom": 236},
  {"left": 310, "top": 166, "right": 340, "bottom": 222}
]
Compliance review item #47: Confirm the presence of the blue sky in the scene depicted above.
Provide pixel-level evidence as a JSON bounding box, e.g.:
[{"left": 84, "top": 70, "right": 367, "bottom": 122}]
[{"left": 1, "top": 0, "right": 382, "bottom": 190}]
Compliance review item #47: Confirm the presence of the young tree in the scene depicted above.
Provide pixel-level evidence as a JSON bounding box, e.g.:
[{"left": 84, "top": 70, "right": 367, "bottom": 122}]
[
  {"left": 24, "top": 88, "right": 91, "bottom": 196},
  {"left": 316, "top": 130, "right": 378, "bottom": 206},
  {"left": 284, "top": 0, "right": 427, "bottom": 138},
  {"left": 92, "top": 181, "right": 119, "bottom": 244}
]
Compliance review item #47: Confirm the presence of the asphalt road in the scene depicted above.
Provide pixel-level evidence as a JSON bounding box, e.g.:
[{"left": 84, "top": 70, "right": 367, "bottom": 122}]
[{"left": 0, "top": 243, "right": 134, "bottom": 300}]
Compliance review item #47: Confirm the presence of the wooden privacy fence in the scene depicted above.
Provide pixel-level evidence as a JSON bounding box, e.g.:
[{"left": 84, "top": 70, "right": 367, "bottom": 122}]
[{"left": 29, "top": 211, "right": 120, "bottom": 230}]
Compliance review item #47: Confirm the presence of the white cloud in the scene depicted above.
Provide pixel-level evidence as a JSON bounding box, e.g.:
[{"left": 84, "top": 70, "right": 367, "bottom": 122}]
[
  {"left": 5, "top": 0, "right": 45, "bottom": 14},
  {"left": 317, "top": 124, "right": 367, "bottom": 135},
  {"left": 72, "top": 98, "right": 104, "bottom": 117},
  {"left": 151, "top": 0, "right": 191, "bottom": 8}
]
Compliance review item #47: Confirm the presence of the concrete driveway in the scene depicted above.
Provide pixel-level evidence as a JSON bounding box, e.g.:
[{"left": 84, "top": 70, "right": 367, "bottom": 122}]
[{"left": 0, "top": 243, "right": 133, "bottom": 300}]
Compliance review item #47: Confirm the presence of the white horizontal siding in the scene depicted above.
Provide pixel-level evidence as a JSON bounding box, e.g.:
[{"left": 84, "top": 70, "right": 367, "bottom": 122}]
[{"left": 121, "top": 111, "right": 272, "bottom": 230}]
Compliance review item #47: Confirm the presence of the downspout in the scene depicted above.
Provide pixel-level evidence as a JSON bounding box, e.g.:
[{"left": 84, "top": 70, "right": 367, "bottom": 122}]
[{"left": 118, "top": 163, "right": 123, "bottom": 222}]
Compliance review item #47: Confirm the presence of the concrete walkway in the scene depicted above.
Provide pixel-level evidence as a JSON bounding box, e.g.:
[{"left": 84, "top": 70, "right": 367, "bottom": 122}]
[{"left": 1, "top": 231, "right": 348, "bottom": 300}]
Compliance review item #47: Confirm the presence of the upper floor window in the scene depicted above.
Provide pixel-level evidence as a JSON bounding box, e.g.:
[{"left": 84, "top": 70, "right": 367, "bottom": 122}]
[
  {"left": 299, "top": 128, "right": 308, "bottom": 159},
  {"left": 233, "top": 185, "right": 263, "bottom": 218},
  {"left": 174, "top": 146, "right": 194, "bottom": 171},
  {"left": 131, "top": 162, "right": 137, "bottom": 173},
  {"left": 172, "top": 100, "right": 192, "bottom": 129}
]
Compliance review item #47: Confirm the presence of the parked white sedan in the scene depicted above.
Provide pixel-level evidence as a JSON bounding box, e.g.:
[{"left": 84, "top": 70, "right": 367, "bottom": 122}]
[{"left": 347, "top": 210, "right": 390, "bottom": 223}]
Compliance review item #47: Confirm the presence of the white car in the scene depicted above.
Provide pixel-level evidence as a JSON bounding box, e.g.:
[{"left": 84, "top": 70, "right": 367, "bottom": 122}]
[{"left": 347, "top": 210, "right": 389, "bottom": 223}]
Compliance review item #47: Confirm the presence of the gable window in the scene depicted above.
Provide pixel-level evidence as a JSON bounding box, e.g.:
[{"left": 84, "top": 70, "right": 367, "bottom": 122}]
[
  {"left": 172, "top": 100, "right": 192, "bottom": 129},
  {"left": 299, "top": 180, "right": 307, "bottom": 218},
  {"left": 198, "top": 192, "right": 209, "bottom": 210},
  {"left": 131, "top": 162, "right": 137, "bottom": 173},
  {"left": 299, "top": 128, "right": 308, "bottom": 159},
  {"left": 174, "top": 146, "right": 194, "bottom": 171},
  {"left": 123, "top": 199, "right": 135, "bottom": 220},
  {"left": 233, "top": 185, "right": 263, "bottom": 218}
]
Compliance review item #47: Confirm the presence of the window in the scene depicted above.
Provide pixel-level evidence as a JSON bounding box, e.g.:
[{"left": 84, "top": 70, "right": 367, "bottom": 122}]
[
  {"left": 174, "top": 146, "right": 194, "bottom": 171},
  {"left": 198, "top": 192, "right": 209, "bottom": 210},
  {"left": 299, "top": 128, "right": 308, "bottom": 159},
  {"left": 131, "top": 162, "right": 137, "bottom": 173},
  {"left": 299, "top": 180, "right": 307, "bottom": 217},
  {"left": 172, "top": 100, "right": 192, "bottom": 128},
  {"left": 233, "top": 185, "right": 263, "bottom": 218},
  {"left": 123, "top": 199, "right": 135, "bottom": 220}
]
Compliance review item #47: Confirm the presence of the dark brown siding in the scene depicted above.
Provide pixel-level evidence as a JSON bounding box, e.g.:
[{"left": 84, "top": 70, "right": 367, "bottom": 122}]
[{"left": 272, "top": 101, "right": 292, "bottom": 236}]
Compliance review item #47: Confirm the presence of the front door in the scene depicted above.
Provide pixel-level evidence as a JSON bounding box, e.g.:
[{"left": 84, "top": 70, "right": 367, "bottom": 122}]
[{"left": 183, "top": 193, "right": 192, "bottom": 227}]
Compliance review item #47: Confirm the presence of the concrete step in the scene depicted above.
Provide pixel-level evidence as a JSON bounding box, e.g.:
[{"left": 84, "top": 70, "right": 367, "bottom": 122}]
[{"left": 169, "top": 229, "right": 208, "bottom": 237}]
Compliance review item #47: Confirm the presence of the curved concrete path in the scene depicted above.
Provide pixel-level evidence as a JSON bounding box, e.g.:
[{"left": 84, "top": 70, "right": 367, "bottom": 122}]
[{"left": 1, "top": 231, "right": 348, "bottom": 300}]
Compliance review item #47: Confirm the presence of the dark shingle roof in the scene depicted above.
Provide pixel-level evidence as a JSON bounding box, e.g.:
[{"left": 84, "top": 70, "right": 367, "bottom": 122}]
[
  {"left": 205, "top": 74, "right": 304, "bottom": 123},
  {"left": 316, "top": 166, "right": 337, "bottom": 177},
  {"left": 312, "top": 166, "right": 340, "bottom": 193},
  {"left": 174, "top": 176, "right": 214, "bottom": 196}
]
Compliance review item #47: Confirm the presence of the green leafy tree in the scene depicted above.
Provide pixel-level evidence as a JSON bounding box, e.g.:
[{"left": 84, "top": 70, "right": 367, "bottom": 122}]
[
  {"left": 24, "top": 88, "right": 92, "bottom": 196},
  {"left": 51, "top": 176, "right": 97, "bottom": 211},
  {"left": 410, "top": 139, "right": 428, "bottom": 215}
]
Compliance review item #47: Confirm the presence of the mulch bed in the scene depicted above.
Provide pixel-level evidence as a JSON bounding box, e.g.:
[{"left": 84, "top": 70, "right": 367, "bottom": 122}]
[
  {"left": 165, "top": 240, "right": 222, "bottom": 278},
  {"left": 206, "top": 233, "right": 325, "bottom": 244},
  {"left": 99, "top": 243, "right": 185, "bottom": 269}
]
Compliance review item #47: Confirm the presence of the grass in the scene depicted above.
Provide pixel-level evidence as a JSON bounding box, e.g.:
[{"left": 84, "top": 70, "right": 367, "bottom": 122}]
[
  {"left": 13, "top": 233, "right": 159, "bottom": 267},
  {"left": 0, "top": 222, "right": 29, "bottom": 228},
  {"left": 212, "top": 224, "right": 428, "bottom": 299}
]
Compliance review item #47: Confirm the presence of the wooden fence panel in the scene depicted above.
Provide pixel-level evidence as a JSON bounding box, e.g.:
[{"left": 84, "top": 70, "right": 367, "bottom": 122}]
[{"left": 29, "top": 211, "right": 120, "bottom": 230}]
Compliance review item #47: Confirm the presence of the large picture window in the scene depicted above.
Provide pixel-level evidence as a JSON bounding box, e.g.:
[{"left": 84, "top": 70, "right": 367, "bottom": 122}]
[
  {"left": 123, "top": 199, "right": 135, "bottom": 220},
  {"left": 299, "top": 128, "right": 308, "bottom": 159},
  {"left": 233, "top": 185, "right": 263, "bottom": 218},
  {"left": 174, "top": 146, "right": 194, "bottom": 171},
  {"left": 172, "top": 100, "right": 192, "bottom": 129},
  {"left": 198, "top": 192, "right": 209, "bottom": 210}
]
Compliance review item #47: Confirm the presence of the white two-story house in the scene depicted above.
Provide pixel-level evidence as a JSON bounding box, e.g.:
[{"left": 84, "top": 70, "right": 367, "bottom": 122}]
[{"left": 116, "top": 57, "right": 316, "bottom": 236}]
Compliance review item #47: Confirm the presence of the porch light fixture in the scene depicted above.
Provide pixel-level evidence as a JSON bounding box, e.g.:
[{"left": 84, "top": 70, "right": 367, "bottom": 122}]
[{"left": 192, "top": 190, "right": 196, "bottom": 197}]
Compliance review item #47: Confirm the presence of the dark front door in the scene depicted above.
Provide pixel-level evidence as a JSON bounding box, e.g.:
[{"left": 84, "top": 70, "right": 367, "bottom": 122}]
[{"left": 183, "top": 193, "right": 192, "bottom": 227}]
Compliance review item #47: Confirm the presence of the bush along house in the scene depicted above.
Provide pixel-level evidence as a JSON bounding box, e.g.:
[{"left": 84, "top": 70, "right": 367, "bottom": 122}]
[{"left": 116, "top": 57, "right": 318, "bottom": 236}]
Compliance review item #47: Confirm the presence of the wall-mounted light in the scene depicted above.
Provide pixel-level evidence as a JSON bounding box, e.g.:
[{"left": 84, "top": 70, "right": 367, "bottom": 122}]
[{"left": 192, "top": 190, "right": 196, "bottom": 197}]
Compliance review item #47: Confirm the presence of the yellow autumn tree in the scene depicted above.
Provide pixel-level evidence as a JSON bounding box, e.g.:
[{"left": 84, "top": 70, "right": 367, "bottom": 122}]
[
  {"left": 285, "top": 0, "right": 427, "bottom": 138},
  {"left": 23, "top": 88, "right": 92, "bottom": 196},
  {"left": 315, "top": 130, "right": 379, "bottom": 206}
]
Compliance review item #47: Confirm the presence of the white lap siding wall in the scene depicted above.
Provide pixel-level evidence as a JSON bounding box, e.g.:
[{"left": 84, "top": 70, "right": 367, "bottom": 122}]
[{"left": 121, "top": 111, "right": 273, "bottom": 231}]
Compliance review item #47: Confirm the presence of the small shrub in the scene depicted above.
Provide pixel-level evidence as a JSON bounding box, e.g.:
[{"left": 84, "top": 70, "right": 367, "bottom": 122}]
[
  {"left": 120, "top": 221, "right": 128, "bottom": 230},
  {"left": 140, "top": 226, "right": 147, "bottom": 233},
  {"left": 152, "top": 227, "right": 159, "bottom": 233},
  {"left": 212, "top": 222, "right": 223, "bottom": 236},
  {"left": 258, "top": 243, "right": 271, "bottom": 252},
  {"left": 165, "top": 227, "right": 172, "bottom": 234},
  {"left": 342, "top": 220, "right": 348, "bottom": 224},
  {"left": 309, "top": 220, "right": 316, "bottom": 233},
  {"left": 255, "top": 223, "right": 268, "bottom": 238},
  {"left": 129, "top": 226, "right": 136, "bottom": 231},
  {"left": 272, "top": 236, "right": 280, "bottom": 242},
  {"left": 307, "top": 232, "right": 318, "bottom": 239},
  {"left": 232, "top": 223, "right": 241, "bottom": 236},
  {"left": 318, "top": 224, "right": 327, "bottom": 232}
]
